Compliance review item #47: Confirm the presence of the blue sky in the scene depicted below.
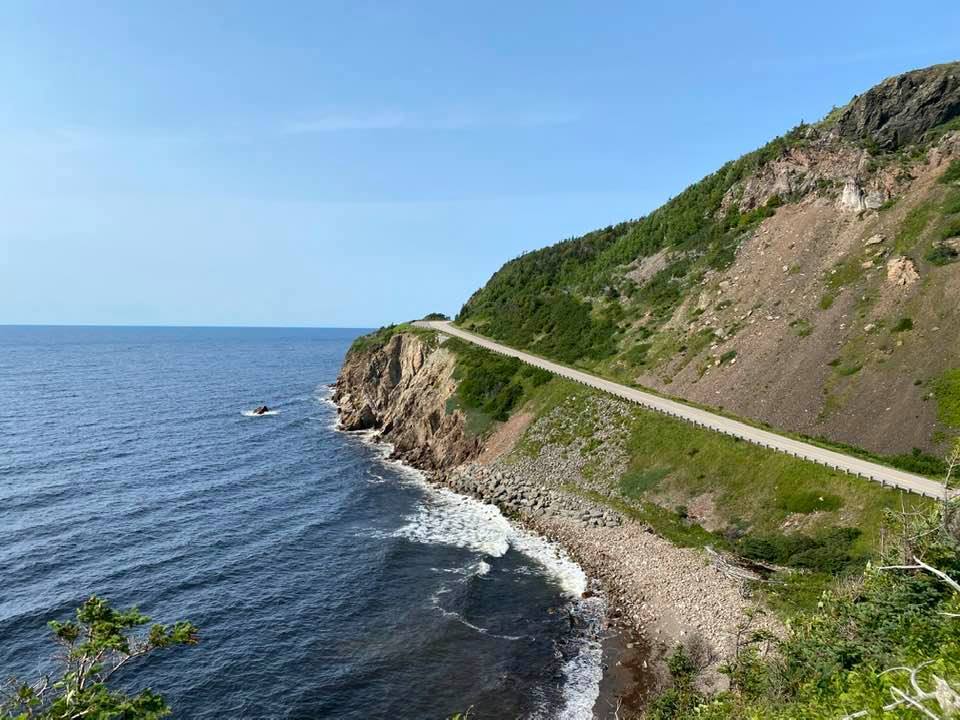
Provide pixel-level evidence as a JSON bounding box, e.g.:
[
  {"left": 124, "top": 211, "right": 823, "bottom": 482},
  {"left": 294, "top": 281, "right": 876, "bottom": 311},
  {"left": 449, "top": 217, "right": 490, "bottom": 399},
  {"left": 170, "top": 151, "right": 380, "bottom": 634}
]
[{"left": 1, "top": 2, "right": 958, "bottom": 327}]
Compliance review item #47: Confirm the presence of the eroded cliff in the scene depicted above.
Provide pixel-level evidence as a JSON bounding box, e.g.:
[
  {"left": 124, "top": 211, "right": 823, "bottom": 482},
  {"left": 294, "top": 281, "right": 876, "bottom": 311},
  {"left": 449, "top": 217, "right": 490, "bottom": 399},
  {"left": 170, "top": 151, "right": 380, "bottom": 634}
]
[{"left": 333, "top": 332, "right": 480, "bottom": 470}]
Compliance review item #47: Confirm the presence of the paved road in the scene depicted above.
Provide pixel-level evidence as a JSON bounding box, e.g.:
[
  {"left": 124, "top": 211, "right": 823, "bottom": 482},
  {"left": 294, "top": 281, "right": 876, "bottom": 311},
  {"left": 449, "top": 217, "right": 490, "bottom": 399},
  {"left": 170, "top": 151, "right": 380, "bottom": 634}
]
[{"left": 416, "top": 320, "right": 947, "bottom": 499}]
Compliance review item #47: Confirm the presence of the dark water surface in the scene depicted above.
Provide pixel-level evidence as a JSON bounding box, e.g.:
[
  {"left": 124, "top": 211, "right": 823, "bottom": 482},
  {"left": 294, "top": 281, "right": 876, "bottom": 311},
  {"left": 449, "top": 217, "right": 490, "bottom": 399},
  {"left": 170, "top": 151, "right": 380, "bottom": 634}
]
[{"left": 0, "top": 326, "right": 601, "bottom": 719}]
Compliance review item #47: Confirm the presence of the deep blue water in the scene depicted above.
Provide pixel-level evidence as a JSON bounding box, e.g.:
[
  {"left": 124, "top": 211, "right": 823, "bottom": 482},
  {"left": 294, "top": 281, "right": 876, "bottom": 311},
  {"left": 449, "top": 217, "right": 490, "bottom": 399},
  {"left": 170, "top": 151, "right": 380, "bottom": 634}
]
[{"left": 0, "top": 326, "right": 601, "bottom": 719}]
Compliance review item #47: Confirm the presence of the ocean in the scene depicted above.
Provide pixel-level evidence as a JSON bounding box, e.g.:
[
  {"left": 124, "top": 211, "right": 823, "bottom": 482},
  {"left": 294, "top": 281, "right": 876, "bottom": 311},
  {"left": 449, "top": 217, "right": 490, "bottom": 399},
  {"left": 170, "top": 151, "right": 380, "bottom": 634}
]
[{"left": 0, "top": 326, "right": 603, "bottom": 719}]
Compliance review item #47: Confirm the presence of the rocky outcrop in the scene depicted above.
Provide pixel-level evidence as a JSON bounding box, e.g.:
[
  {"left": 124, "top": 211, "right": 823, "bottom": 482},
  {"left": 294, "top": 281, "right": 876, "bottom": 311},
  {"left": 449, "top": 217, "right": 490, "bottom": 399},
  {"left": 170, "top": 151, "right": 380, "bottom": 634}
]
[
  {"left": 333, "top": 333, "right": 479, "bottom": 470},
  {"left": 837, "top": 62, "right": 960, "bottom": 150}
]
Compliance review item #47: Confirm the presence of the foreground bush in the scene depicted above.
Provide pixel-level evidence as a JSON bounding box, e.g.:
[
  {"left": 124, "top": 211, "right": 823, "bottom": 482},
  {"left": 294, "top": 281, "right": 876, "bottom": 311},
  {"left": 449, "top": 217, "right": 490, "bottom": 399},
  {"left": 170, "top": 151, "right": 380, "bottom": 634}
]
[{"left": 1, "top": 597, "right": 198, "bottom": 720}]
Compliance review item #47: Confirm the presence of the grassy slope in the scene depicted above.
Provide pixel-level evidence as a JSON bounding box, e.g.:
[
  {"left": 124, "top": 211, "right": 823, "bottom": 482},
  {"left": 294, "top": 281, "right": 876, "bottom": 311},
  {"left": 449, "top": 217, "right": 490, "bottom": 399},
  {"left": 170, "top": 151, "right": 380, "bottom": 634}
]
[{"left": 505, "top": 376, "right": 928, "bottom": 613}]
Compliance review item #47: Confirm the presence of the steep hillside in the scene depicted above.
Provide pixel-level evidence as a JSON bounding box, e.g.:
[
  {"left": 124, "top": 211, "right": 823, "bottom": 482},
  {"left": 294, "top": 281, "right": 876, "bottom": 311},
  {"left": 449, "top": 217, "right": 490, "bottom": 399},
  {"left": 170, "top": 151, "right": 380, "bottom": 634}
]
[{"left": 457, "top": 62, "right": 960, "bottom": 456}]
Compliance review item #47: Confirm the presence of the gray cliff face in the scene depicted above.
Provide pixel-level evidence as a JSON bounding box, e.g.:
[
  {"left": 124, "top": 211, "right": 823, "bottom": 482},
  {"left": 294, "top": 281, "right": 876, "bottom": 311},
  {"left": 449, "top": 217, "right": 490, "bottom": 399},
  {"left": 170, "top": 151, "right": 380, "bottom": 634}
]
[
  {"left": 837, "top": 62, "right": 960, "bottom": 150},
  {"left": 332, "top": 333, "right": 480, "bottom": 471}
]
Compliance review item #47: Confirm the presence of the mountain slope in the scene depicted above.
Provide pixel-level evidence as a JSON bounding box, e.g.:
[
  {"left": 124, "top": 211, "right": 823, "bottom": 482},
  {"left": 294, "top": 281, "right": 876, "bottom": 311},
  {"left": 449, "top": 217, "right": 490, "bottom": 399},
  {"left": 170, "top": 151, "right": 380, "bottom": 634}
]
[{"left": 457, "top": 62, "right": 960, "bottom": 456}]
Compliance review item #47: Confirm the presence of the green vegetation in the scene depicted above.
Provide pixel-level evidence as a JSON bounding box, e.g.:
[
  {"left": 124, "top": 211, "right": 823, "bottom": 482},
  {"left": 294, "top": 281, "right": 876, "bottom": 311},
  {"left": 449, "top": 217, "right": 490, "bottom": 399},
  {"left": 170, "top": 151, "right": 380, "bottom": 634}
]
[
  {"left": 515, "top": 379, "right": 923, "bottom": 585},
  {"left": 788, "top": 318, "right": 813, "bottom": 337},
  {"left": 943, "top": 189, "right": 960, "bottom": 214},
  {"left": 776, "top": 488, "right": 842, "bottom": 513},
  {"left": 662, "top": 498, "right": 960, "bottom": 719},
  {"left": 646, "top": 646, "right": 706, "bottom": 720},
  {"left": 616, "top": 401, "right": 908, "bottom": 550},
  {"left": 798, "top": 434, "right": 949, "bottom": 477},
  {"left": 0, "top": 596, "right": 197, "bottom": 720},
  {"left": 926, "top": 217, "right": 960, "bottom": 266},
  {"left": 719, "top": 349, "right": 737, "bottom": 365},
  {"left": 832, "top": 359, "right": 863, "bottom": 376},
  {"left": 939, "top": 157, "right": 960, "bottom": 185},
  {"left": 934, "top": 368, "right": 960, "bottom": 428},
  {"left": 457, "top": 125, "right": 815, "bottom": 366},
  {"left": 895, "top": 200, "right": 934, "bottom": 253},
  {"left": 347, "top": 322, "right": 436, "bottom": 355},
  {"left": 737, "top": 526, "right": 863, "bottom": 574},
  {"left": 926, "top": 241, "right": 960, "bottom": 266},
  {"left": 891, "top": 316, "right": 914, "bottom": 332},
  {"left": 421, "top": 312, "right": 450, "bottom": 321},
  {"left": 445, "top": 338, "right": 552, "bottom": 435},
  {"left": 619, "top": 466, "right": 671, "bottom": 495}
]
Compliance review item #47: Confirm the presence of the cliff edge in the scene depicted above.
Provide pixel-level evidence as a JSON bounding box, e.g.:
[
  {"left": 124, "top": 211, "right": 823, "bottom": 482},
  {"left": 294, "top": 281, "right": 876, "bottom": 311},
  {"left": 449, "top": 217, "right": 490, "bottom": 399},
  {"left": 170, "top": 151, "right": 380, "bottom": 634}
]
[{"left": 333, "top": 332, "right": 479, "bottom": 470}]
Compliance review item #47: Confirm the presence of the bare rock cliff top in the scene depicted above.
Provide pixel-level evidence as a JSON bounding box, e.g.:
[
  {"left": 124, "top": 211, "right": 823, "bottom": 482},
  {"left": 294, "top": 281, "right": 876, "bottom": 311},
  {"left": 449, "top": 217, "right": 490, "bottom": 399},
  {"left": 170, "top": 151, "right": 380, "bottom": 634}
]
[{"left": 836, "top": 61, "right": 960, "bottom": 150}]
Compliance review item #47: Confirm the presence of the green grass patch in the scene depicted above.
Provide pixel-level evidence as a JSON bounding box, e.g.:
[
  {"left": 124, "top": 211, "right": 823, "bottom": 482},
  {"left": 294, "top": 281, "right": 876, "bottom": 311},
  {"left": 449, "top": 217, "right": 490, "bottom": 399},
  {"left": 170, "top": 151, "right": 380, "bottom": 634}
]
[
  {"left": 825, "top": 256, "right": 865, "bottom": 290},
  {"left": 938, "top": 158, "right": 960, "bottom": 185},
  {"left": 943, "top": 189, "right": 960, "bottom": 215},
  {"left": 934, "top": 368, "right": 960, "bottom": 427},
  {"left": 789, "top": 318, "right": 814, "bottom": 337},
  {"left": 624, "top": 341, "right": 653, "bottom": 367},
  {"left": 776, "top": 489, "right": 843, "bottom": 514},
  {"left": 571, "top": 486, "right": 719, "bottom": 549},
  {"left": 620, "top": 466, "right": 671, "bottom": 496},
  {"left": 832, "top": 360, "right": 863, "bottom": 376},
  {"left": 819, "top": 292, "right": 836, "bottom": 311},
  {"left": 895, "top": 200, "right": 934, "bottom": 253},
  {"left": 613, "top": 402, "right": 921, "bottom": 552}
]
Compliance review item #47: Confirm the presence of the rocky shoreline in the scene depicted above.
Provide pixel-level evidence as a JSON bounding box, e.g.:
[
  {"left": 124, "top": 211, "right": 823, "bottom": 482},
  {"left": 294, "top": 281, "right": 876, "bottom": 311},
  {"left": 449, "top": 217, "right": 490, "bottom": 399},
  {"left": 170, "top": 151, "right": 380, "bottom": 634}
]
[{"left": 333, "top": 333, "right": 780, "bottom": 716}]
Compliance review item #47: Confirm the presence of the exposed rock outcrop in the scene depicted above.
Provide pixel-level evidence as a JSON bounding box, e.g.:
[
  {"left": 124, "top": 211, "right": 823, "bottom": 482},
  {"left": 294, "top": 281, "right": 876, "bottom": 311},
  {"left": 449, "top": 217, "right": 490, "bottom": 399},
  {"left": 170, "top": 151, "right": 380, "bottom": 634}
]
[
  {"left": 836, "top": 61, "right": 960, "bottom": 150},
  {"left": 332, "top": 333, "right": 479, "bottom": 469},
  {"left": 886, "top": 255, "right": 920, "bottom": 287}
]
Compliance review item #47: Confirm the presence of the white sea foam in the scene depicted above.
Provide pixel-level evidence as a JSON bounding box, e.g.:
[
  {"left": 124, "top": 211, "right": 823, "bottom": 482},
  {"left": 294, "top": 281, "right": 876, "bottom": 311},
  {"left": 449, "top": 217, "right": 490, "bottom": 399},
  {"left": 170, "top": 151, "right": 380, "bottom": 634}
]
[
  {"left": 241, "top": 410, "right": 279, "bottom": 417},
  {"left": 342, "top": 425, "right": 604, "bottom": 719},
  {"left": 391, "top": 482, "right": 587, "bottom": 596},
  {"left": 554, "top": 597, "right": 605, "bottom": 720}
]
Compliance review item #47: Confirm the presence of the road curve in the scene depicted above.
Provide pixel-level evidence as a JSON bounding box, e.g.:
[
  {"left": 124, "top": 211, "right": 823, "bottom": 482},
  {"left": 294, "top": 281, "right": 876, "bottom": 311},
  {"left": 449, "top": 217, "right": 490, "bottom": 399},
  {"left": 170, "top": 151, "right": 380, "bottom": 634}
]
[{"left": 415, "top": 320, "right": 947, "bottom": 500}]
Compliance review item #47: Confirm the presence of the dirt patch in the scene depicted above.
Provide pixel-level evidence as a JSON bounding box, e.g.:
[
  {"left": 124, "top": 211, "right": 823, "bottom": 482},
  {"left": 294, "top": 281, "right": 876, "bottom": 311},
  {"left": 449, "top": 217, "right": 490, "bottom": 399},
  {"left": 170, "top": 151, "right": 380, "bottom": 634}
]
[
  {"left": 477, "top": 410, "right": 534, "bottom": 464},
  {"left": 686, "top": 493, "right": 724, "bottom": 532},
  {"left": 634, "top": 139, "right": 960, "bottom": 454},
  {"left": 625, "top": 247, "right": 671, "bottom": 286}
]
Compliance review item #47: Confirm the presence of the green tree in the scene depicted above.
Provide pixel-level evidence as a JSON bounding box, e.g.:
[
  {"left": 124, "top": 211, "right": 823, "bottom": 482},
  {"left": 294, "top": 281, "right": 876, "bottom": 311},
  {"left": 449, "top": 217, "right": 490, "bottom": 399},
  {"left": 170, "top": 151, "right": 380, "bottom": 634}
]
[{"left": 1, "top": 596, "right": 198, "bottom": 720}]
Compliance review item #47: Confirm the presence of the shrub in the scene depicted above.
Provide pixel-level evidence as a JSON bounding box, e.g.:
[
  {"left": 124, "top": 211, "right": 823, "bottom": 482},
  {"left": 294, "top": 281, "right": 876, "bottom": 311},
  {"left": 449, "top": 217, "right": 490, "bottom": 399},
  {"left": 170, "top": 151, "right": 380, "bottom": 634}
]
[
  {"left": 891, "top": 317, "right": 914, "bottom": 332},
  {"left": 736, "top": 526, "right": 863, "bottom": 573},
  {"left": 925, "top": 242, "right": 960, "bottom": 265},
  {"left": 625, "top": 341, "right": 653, "bottom": 367},
  {"left": 0, "top": 596, "right": 198, "bottom": 719},
  {"left": 888, "top": 447, "right": 947, "bottom": 476}
]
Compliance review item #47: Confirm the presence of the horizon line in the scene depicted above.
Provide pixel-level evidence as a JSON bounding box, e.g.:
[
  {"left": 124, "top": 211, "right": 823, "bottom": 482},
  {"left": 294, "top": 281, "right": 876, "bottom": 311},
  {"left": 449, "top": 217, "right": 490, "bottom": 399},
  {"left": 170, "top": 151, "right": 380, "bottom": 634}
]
[{"left": 0, "top": 322, "right": 379, "bottom": 330}]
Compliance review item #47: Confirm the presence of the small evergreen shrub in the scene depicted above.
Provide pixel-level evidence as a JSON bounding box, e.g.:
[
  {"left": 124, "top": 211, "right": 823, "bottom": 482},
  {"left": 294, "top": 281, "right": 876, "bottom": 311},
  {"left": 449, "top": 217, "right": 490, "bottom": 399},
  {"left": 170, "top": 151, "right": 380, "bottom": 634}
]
[{"left": 892, "top": 317, "right": 914, "bottom": 332}]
